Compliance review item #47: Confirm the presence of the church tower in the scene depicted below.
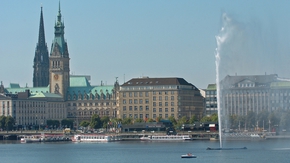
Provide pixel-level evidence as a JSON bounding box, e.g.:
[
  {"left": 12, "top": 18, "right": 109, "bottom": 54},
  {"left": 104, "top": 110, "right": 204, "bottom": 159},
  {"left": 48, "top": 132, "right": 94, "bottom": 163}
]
[
  {"left": 33, "top": 6, "right": 49, "bottom": 87},
  {"left": 49, "top": 2, "right": 70, "bottom": 98}
]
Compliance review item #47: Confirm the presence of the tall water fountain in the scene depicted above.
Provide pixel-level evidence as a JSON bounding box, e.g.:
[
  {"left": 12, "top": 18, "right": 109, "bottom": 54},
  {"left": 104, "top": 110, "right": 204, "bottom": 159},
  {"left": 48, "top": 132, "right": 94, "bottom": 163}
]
[{"left": 209, "top": 13, "right": 248, "bottom": 150}]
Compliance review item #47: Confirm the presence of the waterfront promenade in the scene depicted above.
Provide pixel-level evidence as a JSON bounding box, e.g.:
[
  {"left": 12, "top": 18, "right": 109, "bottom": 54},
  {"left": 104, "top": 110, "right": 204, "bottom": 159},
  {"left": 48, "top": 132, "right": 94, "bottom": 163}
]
[{"left": 1, "top": 130, "right": 289, "bottom": 140}]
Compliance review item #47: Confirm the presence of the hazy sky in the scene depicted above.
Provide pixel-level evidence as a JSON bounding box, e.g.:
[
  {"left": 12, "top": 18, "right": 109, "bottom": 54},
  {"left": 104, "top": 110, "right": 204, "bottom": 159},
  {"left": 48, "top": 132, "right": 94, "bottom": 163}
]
[{"left": 1, "top": 0, "right": 290, "bottom": 89}]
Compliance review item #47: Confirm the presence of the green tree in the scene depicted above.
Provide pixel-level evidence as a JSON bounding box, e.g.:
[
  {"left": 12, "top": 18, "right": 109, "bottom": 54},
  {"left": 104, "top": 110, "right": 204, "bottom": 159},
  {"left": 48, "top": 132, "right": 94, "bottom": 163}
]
[
  {"left": 101, "top": 116, "right": 110, "bottom": 128},
  {"left": 211, "top": 113, "right": 218, "bottom": 122},
  {"left": 257, "top": 110, "right": 269, "bottom": 129},
  {"left": 246, "top": 111, "right": 256, "bottom": 130},
  {"left": 5, "top": 116, "right": 15, "bottom": 130},
  {"left": 0, "top": 115, "right": 6, "bottom": 130},
  {"left": 268, "top": 112, "right": 279, "bottom": 131},
  {"left": 200, "top": 116, "right": 211, "bottom": 123},
  {"left": 134, "top": 118, "right": 144, "bottom": 123},
  {"left": 79, "top": 120, "right": 90, "bottom": 127},
  {"left": 90, "top": 114, "right": 101, "bottom": 129},
  {"left": 46, "top": 120, "right": 60, "bottom": 128},
  {"left": 122, "top": 117, "right": 133, "bottom": 125},
  {"left": 168, "top": 116, "right": 177, "bottom": 125},
  {"left": 156, "top": 116, "right": 162, "bottom": 122},
  {"left": 176, "top": 116, "right": 188, "bottom": 129},
  {"left": 147, "top": 118, "right": 154, "bottom": 122},
  {"left": 61, "top": 119, "right": 74, "bottom": 128},
  {"left": 188, "top": 115, "right": 196, "bottom": 124}
]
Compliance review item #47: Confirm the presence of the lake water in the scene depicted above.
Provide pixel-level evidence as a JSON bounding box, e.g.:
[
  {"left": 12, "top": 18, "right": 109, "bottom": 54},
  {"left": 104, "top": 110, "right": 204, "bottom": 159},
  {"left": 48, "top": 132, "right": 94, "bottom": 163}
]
[{"left": 1, "top": 139, "right": 290, "bottom": 163}]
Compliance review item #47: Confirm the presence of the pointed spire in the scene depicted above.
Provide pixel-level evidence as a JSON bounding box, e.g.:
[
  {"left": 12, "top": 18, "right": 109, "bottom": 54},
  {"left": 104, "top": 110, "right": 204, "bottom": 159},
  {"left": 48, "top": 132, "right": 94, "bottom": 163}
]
[
  {"left": 52, "top": 0, "right": 67, "bottom": 56},
  {"left": 33, "top": 6, "right": 49, "bottom": 87},
  {"left": 57, "top": 0, "right": 62, "bottom": 23},
  {"left": 38, "top": 6, "right": 46, "bottom": 48}
]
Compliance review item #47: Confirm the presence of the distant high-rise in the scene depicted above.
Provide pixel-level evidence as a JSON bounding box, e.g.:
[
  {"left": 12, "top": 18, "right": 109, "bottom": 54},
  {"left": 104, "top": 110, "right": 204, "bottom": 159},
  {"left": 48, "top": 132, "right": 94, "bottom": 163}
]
[{"left": 33, "top": 6, "right": 49, "bottom": 87}]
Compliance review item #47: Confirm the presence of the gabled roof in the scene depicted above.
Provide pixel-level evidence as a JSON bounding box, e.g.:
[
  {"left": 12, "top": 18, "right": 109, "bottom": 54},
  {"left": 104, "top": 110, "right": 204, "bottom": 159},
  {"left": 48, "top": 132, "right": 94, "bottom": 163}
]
[
  {"left": 70, "top": 76, "right": 91, "bottom": 87},
  {"left": 10, "top": 83, "right": 20, "bottom": 88},
  {"left": 122, "top": 77, "right": 193, "bottom": 86},
  {"left": 67, "top": 85, "right": 115, "bottom": 95},
  {"left": 221, "top": 74, "right": 278, "bottom": 88}
]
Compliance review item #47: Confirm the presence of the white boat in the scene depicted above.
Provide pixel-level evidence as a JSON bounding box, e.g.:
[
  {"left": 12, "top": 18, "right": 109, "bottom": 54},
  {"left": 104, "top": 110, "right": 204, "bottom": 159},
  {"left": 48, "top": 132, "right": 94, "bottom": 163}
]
[
  {"left": 72, "top": 134, "right": 121, "bottom": 142},
  {"left": 140, "top": 135, "right": 191, "bottom": 141},
  {"left": 181, "top": 153, "right": 196, "bottom": 158},
  {"left": 20, "top": 135, "right": 42, "bottom": 143}
]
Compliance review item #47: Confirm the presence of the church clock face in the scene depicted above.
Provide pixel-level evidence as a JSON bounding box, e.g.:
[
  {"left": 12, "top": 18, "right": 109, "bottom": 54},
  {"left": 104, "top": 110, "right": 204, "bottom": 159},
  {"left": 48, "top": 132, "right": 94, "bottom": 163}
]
[{"left": 54, "top": 74, "right": 59, "bottom": 80}]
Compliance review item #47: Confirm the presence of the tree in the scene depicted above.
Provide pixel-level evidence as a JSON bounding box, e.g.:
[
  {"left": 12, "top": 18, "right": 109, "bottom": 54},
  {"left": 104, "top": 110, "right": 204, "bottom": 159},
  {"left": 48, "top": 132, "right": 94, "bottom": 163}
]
[
  {"left": 246, "top": 111, "right": 256, "bottom": 130},
  {"left": 90, "top": 114, "right": 101, "bottom": 129},
  {"left": 268, "top": 112, "right": 279, "bottom": 131},
  {"left": 79, "top": 120, "right": 90, "bottom": 127},
  {"left": 257, "top": 110, "right": 269, "bottom": 129},
  {"left": 134, "top": 118, "right": 144, "bottom": 123},
  {"left": 61, "top": 119, "right": 74, "bottom": 128},
  {"left": 168, "top": 116, "right": 177, "bottom": 125},
  {"left": 5, "top": 116, "right": 15, "bottom": 130},
  {"left": 176, "top": 116, "right": 188, "bottom": 129},
  {"left": 189, "top": 115, "right": 196, "bottom": 124},
  {"left": 156, "top": 116, "right": 162, "bottom": 122},
  {"left": 200, "top": 116, "right": 211, "bottom": 123},
  {"left": 46, "top": 120, "right": 60, "bottom": 129},
  {"left": 101, "top": 116, "right": 110, "bottom": 128},
  {"left": 122, "top": 117, "right": 133, "bottom": 125},
  {"left": 211, "top": 113, "right": 218, "bottom": 122},
  {"left": 147, "top": 118, "right": 154, "bottom": 122},
  {"left": 0, "top": 115, "right": 6, "bottom": 130}
]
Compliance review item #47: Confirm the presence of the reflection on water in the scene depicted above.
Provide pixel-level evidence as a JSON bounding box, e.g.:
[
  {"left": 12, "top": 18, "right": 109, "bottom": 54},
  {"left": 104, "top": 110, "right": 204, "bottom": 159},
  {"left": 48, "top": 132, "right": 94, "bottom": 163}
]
[{"left": 1, "top": 139, "right": 290, "bottom": 163}]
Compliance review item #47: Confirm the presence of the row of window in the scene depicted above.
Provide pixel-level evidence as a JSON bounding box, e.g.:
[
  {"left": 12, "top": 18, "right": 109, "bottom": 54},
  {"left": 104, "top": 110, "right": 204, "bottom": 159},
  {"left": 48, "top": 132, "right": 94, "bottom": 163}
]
[
  {"left": 122, "top": 106, "right": 175, "bottom": 112},
  {"left": 122, "top": 100, "right": 175, "bottom": 106},
  {"left": 68, "top": 102, "right": 116, "bottom": 107},
  {"left": 122, "top": 113, "right": 174, "bottom": 119},
  {"left": 153, "top": 96, "right": 175, "bottom": 101},
  {"left": 122, "top": 91, "right": 175, "bottom": 97}
]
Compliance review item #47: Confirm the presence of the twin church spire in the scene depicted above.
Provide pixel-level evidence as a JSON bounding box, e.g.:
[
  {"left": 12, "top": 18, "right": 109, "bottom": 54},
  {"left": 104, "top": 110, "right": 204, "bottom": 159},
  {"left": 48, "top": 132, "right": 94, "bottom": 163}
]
[{"left": 33, "top": 2, "right": 70, "bottom": 98}]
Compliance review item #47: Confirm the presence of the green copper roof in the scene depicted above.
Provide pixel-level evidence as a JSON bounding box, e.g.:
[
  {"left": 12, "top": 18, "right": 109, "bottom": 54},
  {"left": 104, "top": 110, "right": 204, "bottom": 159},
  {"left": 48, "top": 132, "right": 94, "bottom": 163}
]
[
  {"left": 67, "top": 85, "right": 114, "bottom": 95},
  {"left": 6, "top": 86, "right": 49, "bottom": 95},
  {"left": 270, "top": 82, "right": 290, "bottom": 89},
  {"left": 30, "top": 92, "right": 62, "bottom": 98},
  {"left": 70, "top": 76, "right": 91, "bottom": 87},
  {"left": 207, "top": 84, "right": 216, "bottom": 90},
  {"left": 10, "top": 83, "right": 20, "bottom": 88}
]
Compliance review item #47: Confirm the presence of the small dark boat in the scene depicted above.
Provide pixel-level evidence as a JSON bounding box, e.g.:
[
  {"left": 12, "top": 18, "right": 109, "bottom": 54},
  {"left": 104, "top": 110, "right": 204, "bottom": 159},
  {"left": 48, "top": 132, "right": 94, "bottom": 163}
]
[
  {"left": 207, "top": 147, "right": 247, "bottom": 150},
  {"left": 181, "top": 153, "right": 196, "bottom": 158}
]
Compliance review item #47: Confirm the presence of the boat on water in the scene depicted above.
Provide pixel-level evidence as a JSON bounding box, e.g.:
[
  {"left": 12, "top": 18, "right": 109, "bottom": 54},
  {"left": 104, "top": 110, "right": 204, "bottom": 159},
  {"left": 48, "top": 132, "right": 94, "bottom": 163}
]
[
  {"left": 140, "top": 135, "right": 191, "bottom": 141},
  {"left": 181, "top": 153, "right": 196, "bottom": 158},
  {"left": 20, "top": 135, "right": 42, "bottom": 143},
  {"left": 72, "top": 134, "right": 121, "bottom": 142},
  {"left": 222, "top": 133, "right": 266, "bottom": 140},
  {"left": 206, "top": 147, "right": 247, "bottom": 150}
]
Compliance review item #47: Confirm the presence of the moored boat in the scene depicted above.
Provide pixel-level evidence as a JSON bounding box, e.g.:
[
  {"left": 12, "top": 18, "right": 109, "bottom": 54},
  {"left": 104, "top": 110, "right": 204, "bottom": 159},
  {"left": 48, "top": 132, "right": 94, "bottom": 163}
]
[
  {"left": 72, "top": 134, "right": 121, "bottom": 142},
  {"left": 20, "top": 135, "right": 42, "bottom": 143},
  {"left": 181, "top": 153, "right": 196, "bottom": 158},
  {"left": 140, "top": 135, "right": 191, "bottom": 141}
]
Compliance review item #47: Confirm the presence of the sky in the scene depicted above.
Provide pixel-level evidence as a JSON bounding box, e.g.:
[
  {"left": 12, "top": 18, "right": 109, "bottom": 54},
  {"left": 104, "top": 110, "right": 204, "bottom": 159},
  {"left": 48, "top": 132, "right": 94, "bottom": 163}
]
[{"left": 1, "top": 0, "right": 290, "bottom": 89}]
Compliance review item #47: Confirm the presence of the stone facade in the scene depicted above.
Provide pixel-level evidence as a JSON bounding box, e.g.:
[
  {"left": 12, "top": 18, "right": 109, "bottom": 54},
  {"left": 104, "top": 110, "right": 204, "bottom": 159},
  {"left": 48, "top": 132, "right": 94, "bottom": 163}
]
[
  {"left": 119, "top": 77, "right": 204, "bottom": 120},
  {"left": 220, "top": 74, "right": 290, "bottom": 116}
]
